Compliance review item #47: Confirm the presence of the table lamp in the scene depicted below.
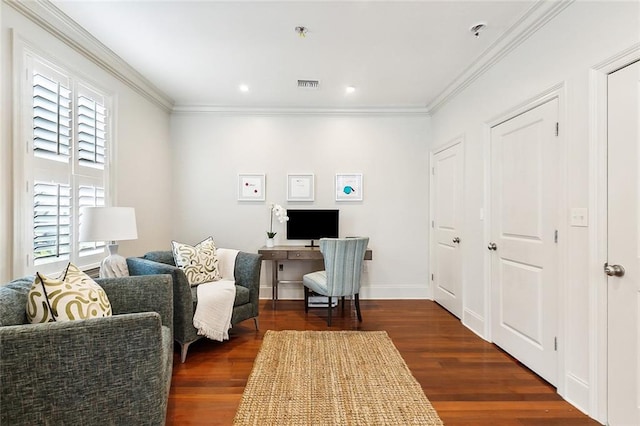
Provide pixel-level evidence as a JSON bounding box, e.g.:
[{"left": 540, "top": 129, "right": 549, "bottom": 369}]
[{"left": 79, "top": 206, "right": 138, "bottom": 278}]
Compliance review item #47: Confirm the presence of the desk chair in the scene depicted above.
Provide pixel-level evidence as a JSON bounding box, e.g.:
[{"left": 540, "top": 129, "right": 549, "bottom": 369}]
[{"left": 302, "top": 237, "right": 369, "bottom": 326}]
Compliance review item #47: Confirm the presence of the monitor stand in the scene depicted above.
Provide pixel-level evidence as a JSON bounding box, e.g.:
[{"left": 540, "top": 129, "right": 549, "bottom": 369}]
[{"left": 305, "top": 240, "right": 318, "bottom": 248}]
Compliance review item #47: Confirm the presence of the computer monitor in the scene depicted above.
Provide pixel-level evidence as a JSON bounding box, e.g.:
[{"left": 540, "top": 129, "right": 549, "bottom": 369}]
[{"left": 286, "top": 209, "right": 339, "bottom": 247}]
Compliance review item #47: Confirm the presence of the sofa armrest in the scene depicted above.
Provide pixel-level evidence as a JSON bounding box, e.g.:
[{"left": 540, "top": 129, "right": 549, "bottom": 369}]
[
  {"left": 127, "top": 257, "right": 194, "bottom": 344},
  {"left": 96, "top": 274, "right": 173, "bottom": 332},
  {"left": 235, "top": 252, "right": 262, "bottom": 305},
  {"left": 0, "top": 313, "right": 167, "bottom": 425}
]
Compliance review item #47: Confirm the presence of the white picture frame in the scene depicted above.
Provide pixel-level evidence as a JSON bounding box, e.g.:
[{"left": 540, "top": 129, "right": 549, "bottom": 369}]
[
  {"left": 238, "top": 173, "right": 265, "bottom": 201},
  {"left": 336, "top": 173, "right": 363, "bottom": 201},
  {"left": 287, "top": 173, "right": 315, "bottom": 201}
]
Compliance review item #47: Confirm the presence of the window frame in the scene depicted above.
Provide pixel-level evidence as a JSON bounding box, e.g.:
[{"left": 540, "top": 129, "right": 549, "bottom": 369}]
[{"left": 13, "top": 43, "right": 115, "bottom": 277}]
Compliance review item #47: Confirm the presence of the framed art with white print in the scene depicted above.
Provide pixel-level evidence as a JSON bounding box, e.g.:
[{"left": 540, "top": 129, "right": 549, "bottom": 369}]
[
  {"left": 287, "top": 174, "right": 314, "bottom": 201},
  {"left": 336, "top": 173, "right": 363, "bottom": 201},
  {"left": 238, "top": 174, "right": 265, "bottom": 201}
]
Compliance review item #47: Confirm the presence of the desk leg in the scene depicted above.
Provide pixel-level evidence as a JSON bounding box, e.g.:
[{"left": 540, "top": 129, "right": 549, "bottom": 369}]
[{"left": 271, "top": 260, "right": 279, "bottom": 309}]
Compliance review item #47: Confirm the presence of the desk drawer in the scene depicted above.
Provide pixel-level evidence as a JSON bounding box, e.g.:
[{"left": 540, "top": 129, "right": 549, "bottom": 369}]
[
  {"left": 261, "top": 250, "right": 287, "bottom": 260},
  {"left": 288, "top": 251, "right": 323, "bottom": 260}
]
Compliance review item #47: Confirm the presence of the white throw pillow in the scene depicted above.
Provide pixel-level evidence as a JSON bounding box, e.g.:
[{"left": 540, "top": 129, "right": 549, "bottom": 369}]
[
  {"left": 171, "top": 237, "right": 221, "bottom": 286},
  {"left": 27, "top": 263, "right": 112, "bottom": 323},
  {"left": 216, "top": 248, "right": 239, "bottom": 281}
]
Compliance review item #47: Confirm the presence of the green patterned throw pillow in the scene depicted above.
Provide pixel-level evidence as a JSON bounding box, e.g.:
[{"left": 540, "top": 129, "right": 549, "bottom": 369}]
[
  {"left": 171, "top": 237, "right": 221, "bottom": 286},
  {"left": 27, "top": 263, "right": 112, "bottom": 323}
]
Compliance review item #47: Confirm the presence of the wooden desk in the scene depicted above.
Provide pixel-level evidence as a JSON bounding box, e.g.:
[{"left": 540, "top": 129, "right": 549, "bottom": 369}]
[{"left": 258, "top": 245, "right": 373, "bottom": 307}]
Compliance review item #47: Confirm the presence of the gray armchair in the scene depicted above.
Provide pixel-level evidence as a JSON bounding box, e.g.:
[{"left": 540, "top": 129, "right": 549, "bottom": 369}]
[
  {"left": 127, "top": 250, "right": 262, "bottom": 362},
  {"left": 0, "top": 274, "right": 173, "bottom": 425}
]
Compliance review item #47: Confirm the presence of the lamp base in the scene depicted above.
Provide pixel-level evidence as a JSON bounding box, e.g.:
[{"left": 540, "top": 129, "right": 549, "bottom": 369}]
[{"left": 99, "top": 244, "right": 130, "bottom": 278}]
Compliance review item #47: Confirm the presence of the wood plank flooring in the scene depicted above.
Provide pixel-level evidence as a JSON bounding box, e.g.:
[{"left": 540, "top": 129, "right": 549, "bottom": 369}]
[{"left": 166, "top": 299, "right": 599, "bottom": 425}]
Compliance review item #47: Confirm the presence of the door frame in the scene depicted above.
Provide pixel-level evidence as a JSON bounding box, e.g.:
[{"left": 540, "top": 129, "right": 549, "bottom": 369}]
[
  {"left": 483, "top": 83, "right": 567, "bottom": 395},
  {"left": 588, "top": 43, "right": 640, "bottom": 425},
  {"left": 429, "top": 135, "right": 465, "bottom": 302}
]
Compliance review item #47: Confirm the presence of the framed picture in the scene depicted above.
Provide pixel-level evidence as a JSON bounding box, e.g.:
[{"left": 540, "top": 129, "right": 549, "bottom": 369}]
[
  {"left": 336, "top": 173, "right": 363, "bottom": 201},
  {"left": 238, "top": 174, "right": 265, "bottom": 201},
  {"left": 287, "top": 173, "right": 314, "bottom": 201}
]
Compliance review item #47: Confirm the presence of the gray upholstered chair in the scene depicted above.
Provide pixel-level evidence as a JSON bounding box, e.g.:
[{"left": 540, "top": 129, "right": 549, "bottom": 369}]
[
  {"left": 127, "top": 249, "right": 262, "bottom": 362},
  {"left": 302, "top": 237, "right": 369, "bottom": 326},
  {"left": 0, "top": 274, "right": 173, "bottom": 425}
]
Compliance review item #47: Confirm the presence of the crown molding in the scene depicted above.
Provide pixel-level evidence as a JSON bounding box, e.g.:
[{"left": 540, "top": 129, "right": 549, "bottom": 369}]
[
  {"left": 592, "top": 42, "right": 640, "bottom": 72},
  {"left": 427, "top": 0, "right": 575, "bottom": 114},
  {"left": 172, "top": 105, "right": 431, "bottom": 116},
  {"left": 4, "top": 0, "right": 572, "bottom": 116},
  {"left": 3, "top": 0, "right": 174, "bottom": 112}
]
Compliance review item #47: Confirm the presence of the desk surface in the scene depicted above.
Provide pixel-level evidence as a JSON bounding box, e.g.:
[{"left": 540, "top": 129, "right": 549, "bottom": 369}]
[{"left": 258, "top": 245, "right": 373, "bottom": 260}]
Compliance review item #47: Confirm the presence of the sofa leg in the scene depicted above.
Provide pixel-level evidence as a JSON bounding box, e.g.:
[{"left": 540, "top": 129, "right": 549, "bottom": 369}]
[
  {"left": 180, "top": 342, "right": 192, "bottom": 363},
  {"left": 253, "top": 317, "right": 259, "bottom": 330}
]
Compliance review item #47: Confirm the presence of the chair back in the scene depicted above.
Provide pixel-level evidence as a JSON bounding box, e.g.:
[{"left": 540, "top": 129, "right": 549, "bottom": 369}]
[{"left": 319, "top": 237, "right": 369, "bottom": 297}]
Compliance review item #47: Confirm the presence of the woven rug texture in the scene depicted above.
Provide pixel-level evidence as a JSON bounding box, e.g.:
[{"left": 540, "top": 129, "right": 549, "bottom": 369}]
[{"left": 233, "top": 330, "right": 444, "bottom": 425}]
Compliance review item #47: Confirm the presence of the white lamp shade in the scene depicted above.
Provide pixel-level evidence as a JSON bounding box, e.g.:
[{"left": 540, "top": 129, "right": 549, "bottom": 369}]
[{"left": 79, "top": 207, "right": 138, "bottom": 242}]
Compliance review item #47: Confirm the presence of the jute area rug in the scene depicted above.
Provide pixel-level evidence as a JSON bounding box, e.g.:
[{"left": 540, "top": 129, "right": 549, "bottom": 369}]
[{"left": 233, "top": 330, "right": 444, "bottom": 425}]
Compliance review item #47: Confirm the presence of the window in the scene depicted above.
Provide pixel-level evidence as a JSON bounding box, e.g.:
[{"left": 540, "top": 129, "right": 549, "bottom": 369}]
[{"left": 19, "top": 55, "right": 111, "bottom": 275}]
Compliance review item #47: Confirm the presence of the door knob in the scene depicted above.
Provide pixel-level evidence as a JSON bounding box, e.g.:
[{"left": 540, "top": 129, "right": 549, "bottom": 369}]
[
  {"left": 487, "top": 242, "right": 497, "bottom": 251},
  {"left": 452, "top": 237, "right": 461, "bottom": 244},
  {"left": 604, "top": 263, "right": 625, "bottom": 277}
]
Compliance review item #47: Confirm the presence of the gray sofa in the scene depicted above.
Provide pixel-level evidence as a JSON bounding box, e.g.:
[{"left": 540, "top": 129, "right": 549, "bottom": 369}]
[
  {"left": 0, "top": 274, "right": 174, "bottom": 425},
  {"left": 127, "top": 250, "right": 262, "bottom": 362}
]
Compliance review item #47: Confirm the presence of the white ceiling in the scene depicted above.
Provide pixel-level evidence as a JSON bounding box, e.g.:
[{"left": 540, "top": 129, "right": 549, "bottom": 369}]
[{"left": 51, "top": 0, "right": 538, "bottom": 110}]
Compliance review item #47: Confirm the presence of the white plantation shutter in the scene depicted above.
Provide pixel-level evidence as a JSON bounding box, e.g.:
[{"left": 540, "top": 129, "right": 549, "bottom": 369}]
[
  {"left": 78, "top": 185, "right": 105, "bottom": 210},
  {"left": 32, "top": 73, "right": 72, "bottom": 162},
  {"left": 77, "top": 93, "right": 106, "bottom": 169},
  {"left": 78, "top": 185, "right": 106, "bottom": 257},
  {"left": 33, "top": 181, "right": 71, "bottom": 264},
  {"left": 21, "top": 57, "right": 112, "bottom": 275}
]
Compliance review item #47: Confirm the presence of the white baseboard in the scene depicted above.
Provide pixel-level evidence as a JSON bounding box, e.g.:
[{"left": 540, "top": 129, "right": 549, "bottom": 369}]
[
  {"left": 462, "top": 308, "right": 486, "bottom": 339},
  {"left": 259, "top": 284, "right": 431, "bottom": 300},
  {"left": 563, "top": 373, "right": 590, "bottom": 416}
]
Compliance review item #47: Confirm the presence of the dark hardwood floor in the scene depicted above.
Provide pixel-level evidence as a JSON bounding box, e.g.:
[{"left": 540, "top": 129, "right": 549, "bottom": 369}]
[{"left": 166, "top": 299, "right": 599, "bottom": 425}]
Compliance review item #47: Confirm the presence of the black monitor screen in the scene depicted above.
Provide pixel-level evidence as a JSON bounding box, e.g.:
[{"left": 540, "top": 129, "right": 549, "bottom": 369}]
[{"left": 286, "top": 209, "right": 339, "bottom": 243}]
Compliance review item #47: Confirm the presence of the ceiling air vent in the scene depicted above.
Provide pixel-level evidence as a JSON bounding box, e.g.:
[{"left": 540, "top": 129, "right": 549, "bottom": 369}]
[{"left": 297, "top": 79, "right": 320, "bottom": 89}]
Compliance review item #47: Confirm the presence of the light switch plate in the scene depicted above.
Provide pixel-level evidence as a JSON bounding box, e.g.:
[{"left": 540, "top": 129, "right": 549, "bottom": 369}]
[{"left": 570, "top": 208, "right": 588, "bottom": 227}]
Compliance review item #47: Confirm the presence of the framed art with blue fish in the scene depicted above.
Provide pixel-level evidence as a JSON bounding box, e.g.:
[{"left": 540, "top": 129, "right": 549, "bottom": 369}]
[
  {"left": 238, "top": 173, "right": 265, "bottom": 201},
  {"left": 335, "top": 173, "right": 363, "bottom": 201}
]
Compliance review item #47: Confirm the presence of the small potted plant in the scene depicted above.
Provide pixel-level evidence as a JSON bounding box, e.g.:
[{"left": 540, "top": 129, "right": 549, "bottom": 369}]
[{"left": 266, "top": 203, "right": 288, "bottom": 247}]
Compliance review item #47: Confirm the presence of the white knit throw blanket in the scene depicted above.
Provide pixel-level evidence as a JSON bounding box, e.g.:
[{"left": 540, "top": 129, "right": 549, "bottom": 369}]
[{"left": 193, "top": 249, "right": 238, "bottom": 342}]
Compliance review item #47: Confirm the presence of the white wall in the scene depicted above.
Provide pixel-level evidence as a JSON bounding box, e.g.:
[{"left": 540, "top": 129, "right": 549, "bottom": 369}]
[
  {"left": 0, "top": 4, "right": 174, "bottom": 280},
  {"left": 0, "top": 2, "right": 7, "bottom": 283},
  {"left": 170, "top": 112, "right": 431, "bottom": 299},
  {"left": 429, "top": 0, "right": 639, "bottom": 417}
]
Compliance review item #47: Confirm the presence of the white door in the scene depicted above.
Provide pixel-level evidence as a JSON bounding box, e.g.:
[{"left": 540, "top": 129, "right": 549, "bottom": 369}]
[
  {"left": 489, "top": 98, "right": 559, "bottom": 385},
  {"left": 607, "top": 60, "right": 639, "bottom": 425},
  {"left": 431, "top": 141, "right": 464, "bottom": 317}
]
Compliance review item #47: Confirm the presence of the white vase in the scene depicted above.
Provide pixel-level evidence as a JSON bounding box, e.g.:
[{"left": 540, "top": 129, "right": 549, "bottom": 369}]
[{"left": 266, "top": 237, "right": 275, "bottom": 248}]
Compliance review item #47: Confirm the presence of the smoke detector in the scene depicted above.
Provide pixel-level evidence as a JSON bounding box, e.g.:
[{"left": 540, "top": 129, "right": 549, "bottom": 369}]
[{"left": 470, "top": 23, "right": 487, "bottom": 38}]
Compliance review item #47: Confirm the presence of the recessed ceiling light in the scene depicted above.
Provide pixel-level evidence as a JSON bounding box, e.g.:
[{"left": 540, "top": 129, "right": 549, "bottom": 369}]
[
  {"left": 239, "top": 84, "right": 249, "bottom": 93},
  {"left": 346, "top": 86, "right": 356, "bottom": 94}
]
